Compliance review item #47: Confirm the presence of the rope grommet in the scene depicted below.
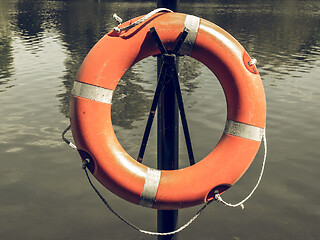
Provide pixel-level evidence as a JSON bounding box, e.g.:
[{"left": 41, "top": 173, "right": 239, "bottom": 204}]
[
  {"left": 113, "top": 27, "right": 121, "bottom": 33},
  {"left": 82, "top": 159, "right": 90, "bottom": 170}
]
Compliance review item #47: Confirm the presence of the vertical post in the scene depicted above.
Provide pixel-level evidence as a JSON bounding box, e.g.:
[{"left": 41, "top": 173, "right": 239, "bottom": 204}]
[{"left": 157, "top": 1, "right": 179, "bottom": 240}]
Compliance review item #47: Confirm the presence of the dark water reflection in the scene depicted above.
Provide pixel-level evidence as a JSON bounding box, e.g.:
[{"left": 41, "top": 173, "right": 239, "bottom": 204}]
[
  {"left": 0, "top": 1, "right": 14, "bottom": 91},
  {"left": 1, "top": 0, "right": 320, "bottom": 239}
]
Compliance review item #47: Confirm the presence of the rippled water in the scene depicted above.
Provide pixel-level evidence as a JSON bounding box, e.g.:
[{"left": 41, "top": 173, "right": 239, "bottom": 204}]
[{"left": 0, "top": 0, "right": 319, "bottom": 239}]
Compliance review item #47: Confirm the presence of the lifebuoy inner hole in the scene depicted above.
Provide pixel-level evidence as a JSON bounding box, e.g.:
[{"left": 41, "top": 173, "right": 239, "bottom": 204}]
[{"left": 111, "top": 56, "right": 227, "bottom": 169}]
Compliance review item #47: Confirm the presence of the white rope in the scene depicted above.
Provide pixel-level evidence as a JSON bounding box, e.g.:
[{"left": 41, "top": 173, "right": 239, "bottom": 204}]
[
  {"left": 139, "top": 200, "right": 212, "bottom": 236},
  {"left": 215, "top": 127, "right": 267, "bottom": 209},
  {"left": 113, "top": 8, "right": 173, "bottom": 33}
]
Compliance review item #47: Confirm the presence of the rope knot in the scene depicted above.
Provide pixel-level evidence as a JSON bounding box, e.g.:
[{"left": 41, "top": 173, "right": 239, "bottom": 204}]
[
  {"left": 249, "top": 58, "right": 257, "bottom": 66},
  {"left": 214, "top": 193, "right": 222, "bottom": 202}
]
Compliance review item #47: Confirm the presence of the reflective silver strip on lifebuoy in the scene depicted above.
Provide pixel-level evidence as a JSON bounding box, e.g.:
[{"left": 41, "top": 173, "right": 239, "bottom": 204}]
[
  {"left": 139, "top": 168, "right": 161, "bottom": 208},
  {"left": 224, "top": 120, "right": 264, "bottom": 142},
  {"left": 179, "top": 15, "right": 200, "bottom": 56},
  {"left": 71, "top": 81, "right": 113, "bottom": 104}
]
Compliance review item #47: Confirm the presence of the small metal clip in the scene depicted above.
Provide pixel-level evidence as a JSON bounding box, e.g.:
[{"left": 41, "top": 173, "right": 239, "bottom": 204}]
[{"left": 113, "top": 13, "right": 123, "bottom": 25}]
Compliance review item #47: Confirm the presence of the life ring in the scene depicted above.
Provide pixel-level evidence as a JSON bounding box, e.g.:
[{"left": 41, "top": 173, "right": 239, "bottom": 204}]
[{"left": 70, "top": 12, "right": 266, "bottom": 210}]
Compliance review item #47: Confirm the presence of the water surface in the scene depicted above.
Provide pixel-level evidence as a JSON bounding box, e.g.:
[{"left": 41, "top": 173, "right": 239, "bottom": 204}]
[{"left": 0, "top": 0, "right": 319, "bottom": 239}]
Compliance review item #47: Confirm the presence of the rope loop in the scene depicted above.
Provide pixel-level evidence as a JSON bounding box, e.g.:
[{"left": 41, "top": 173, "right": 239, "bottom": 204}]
[
  {"left": 62, "top": 124, "right": 267, "bottom": 234},
  {"left": 81, "top": 125, "right": 267, "bottom": 235}
]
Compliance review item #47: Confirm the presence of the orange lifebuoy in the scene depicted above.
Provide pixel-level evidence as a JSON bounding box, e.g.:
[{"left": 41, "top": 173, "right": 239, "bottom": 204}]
[{"left": 70, "top": 12, "right": 266, "bottom": 210}]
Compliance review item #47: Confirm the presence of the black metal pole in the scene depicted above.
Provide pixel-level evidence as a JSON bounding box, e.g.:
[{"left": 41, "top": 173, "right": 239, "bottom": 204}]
[{"left": 157, "top": 1, "right": 179, "bottom": 240}]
